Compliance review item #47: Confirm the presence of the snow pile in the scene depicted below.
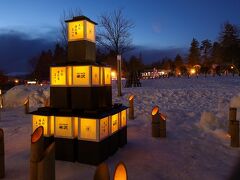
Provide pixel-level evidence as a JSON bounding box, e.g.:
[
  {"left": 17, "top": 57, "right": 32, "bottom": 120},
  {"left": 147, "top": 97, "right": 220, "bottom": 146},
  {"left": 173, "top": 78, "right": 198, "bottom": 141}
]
[
  {"left": 1, "top": 76, "right": 240, "bottom": 179},
  {"left": 3, "top": 85, "right": 49, "bottom": 108}
]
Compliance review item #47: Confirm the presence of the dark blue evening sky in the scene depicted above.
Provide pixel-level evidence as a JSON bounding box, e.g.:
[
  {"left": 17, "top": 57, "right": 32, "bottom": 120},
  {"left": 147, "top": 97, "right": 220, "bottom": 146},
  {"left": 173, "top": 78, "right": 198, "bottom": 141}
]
[{"left": 0, "top": 0, "right": 240, "bottom": 73}]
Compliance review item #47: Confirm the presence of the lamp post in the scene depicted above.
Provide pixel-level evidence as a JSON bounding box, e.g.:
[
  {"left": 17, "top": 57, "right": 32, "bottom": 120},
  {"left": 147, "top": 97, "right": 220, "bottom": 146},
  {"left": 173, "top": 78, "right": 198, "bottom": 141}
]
[
  {"left": 228, "top": 107, "right": 237, "bottom": 134},
  {"left": 117, "top": 55, "right": 122, "bottom": 97},
  {"left": 94, "top": 163, "right": 110, "bottom": 180}
]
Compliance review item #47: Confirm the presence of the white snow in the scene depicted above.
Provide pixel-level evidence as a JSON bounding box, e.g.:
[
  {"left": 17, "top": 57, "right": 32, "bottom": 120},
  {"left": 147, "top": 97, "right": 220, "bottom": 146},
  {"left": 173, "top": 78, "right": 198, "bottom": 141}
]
[{"left": 1, "top": 76, "right": 240, "bottom": 180}]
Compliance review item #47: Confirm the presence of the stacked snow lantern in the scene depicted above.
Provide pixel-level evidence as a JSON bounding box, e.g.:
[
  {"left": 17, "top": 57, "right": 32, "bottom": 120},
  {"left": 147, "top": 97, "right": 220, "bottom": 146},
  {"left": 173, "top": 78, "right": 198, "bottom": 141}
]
[{"left": 31, "top": 16, "right": 128, "bottom": 165}]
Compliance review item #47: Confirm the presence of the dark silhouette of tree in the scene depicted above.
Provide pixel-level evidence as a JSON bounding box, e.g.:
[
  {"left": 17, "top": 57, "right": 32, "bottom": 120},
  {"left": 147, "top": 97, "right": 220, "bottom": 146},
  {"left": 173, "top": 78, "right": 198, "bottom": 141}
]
[
  {"left": 200, "top": 39, "right": 212, "bottom": 65},
  {"left": 174, "top": 54, "right": 184, "bottom": 68},
  {"left": 188, "top": 38, "right": 201, "bottom": 66},
  {"left": 97, "top": 8, "right": 134, "bottom": 55},
  {"left": 218, "top": 22, "right": 240, "bottom": 67},
  {"left": 52, "top": 43, "right": 66, "bottom": 64},
  {"left": 210, "top": 42, "right": 222, "bottom": 64},
  {"left": 32, "top": 50, "right": 53, "bottom": 81}
]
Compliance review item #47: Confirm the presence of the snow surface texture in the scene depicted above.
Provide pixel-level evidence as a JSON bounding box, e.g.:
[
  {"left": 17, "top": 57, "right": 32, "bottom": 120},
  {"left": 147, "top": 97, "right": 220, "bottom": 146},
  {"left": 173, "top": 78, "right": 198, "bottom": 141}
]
[{"left": 1, "top": 76, "right": 240, "bottom": 180}]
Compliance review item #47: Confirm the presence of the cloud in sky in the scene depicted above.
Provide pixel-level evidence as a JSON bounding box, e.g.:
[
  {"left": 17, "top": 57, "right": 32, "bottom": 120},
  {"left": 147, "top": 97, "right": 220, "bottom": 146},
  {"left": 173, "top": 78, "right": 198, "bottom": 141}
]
[{"left": 0, "top": 29, "right": 55, "bottom": 74}]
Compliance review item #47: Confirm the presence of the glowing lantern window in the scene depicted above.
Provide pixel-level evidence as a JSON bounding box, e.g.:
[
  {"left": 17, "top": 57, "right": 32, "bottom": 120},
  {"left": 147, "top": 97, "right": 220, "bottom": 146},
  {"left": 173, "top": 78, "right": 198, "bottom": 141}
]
[
  {"left": 110, "top": 113, "right": 119, "bottom": 134},
  {"left": 72, "top": 66, "right": 90, "bottom": 86},
  {"left": 32, "top": 115, "right": 54, "bottom": 137},
  {"left": 104, "top": 67, "right": 111, "bottom": 85},
  {"left": 55, "top": 117, "right": 77, "bottom": 138},
  {"left": 100, "top": 67, "right": 104, "bottom": 85},
  {"left": 67, "top": 66, "right": 73, "bottom": 85},
  {"left": 92, "top": 66, "right": 100, "bottom": 85},
  {"left": 120, "top": 110, "right": 127, "bottom": 128},
  {"left": 86, "top": 21, "right": 95, "bottom": 42},
  {"left": 100, "top": 117, "right": 109, "bottom": 140},
  {"left": 51, "top": 67, "right": 67, "bottom": 86},
  {"left": 80, "top": 118, "right": 97, "bottom": 141},
  {"left": 68, "top": 21, "right": 84, "bottom": 41}
]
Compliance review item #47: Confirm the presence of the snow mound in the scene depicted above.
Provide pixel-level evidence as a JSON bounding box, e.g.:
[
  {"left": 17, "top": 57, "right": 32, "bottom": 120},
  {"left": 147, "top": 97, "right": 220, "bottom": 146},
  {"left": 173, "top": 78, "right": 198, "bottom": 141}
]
[
  {"left": 198, "top": 111, "right": 221, "bottom": 131},
  {"left": 230, "top": 95, "right": 240, "bottom": 108},
  {"left": 3, "top": 85, "right": 50, "bottom": 108}
]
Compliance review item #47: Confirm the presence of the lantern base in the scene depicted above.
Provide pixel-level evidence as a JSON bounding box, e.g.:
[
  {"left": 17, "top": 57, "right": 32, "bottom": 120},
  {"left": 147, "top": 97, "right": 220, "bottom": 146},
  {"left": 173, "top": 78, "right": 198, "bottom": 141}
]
[
  {"left": 55, "top": 138, "right": 77, "bottom": 162},
  {"left": 119, "top": 126, "right": 127, "bottom": 147},
  {"left": 77, "top": 138, "right": 109, "bottom": 165},
  {"left": 43, "top": 136, "right": 54, "bottom": 149},
  {"left": 108, "top": 132, "right": 119, "bottom": 156}
]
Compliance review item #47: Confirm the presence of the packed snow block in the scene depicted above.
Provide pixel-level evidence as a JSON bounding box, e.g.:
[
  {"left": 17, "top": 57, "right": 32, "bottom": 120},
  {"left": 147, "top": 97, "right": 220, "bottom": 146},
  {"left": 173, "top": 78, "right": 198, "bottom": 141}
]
[
  {"left": 71, "top": 86, "right": 112, "bottom": 110},
  {"left": 118, "top": 126, "right": 127, "bottom": 147},
  {"left": 50, "top": 87, "right": 71, "bottom": 109},
  {"left": 77, "top": 138, "right": 109, "bottom": 165},
  {"left": 43, "top": 136, "right": 54, "bottom": 150},
  {"left": 109, "top": 132, "right": 119, "bottom": 156},
  {"left": 55, "top": 138, "right": 77, "bottom": 162},
  {"left": 0, "top": 129, "right": 4, "bottom": 178}
]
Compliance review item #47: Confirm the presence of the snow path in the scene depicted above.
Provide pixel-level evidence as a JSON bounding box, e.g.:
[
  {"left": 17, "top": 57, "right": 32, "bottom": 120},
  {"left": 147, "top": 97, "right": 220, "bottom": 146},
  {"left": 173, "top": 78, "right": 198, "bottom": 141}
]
[{"left": 1, "top": 76, "right": 240, "bottom": 179}]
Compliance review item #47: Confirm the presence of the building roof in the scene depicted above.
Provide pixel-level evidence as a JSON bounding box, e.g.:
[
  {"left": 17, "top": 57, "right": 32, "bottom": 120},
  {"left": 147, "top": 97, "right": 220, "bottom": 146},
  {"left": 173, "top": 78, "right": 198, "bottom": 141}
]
[{"left": 65, "top": 15, "right": 97, "bottom": 25}]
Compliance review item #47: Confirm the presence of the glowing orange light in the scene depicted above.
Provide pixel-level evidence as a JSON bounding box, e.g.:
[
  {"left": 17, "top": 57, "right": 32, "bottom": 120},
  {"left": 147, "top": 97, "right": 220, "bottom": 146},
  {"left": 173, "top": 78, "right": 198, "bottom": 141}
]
[
  {"left": 114, "top": 162, "right": 127, "bottom": 180},
  {"left": 190, "top": 68, "right": 196, "bottom": 75},
  {"left": 31, "top": 126, "right": 43, "bottom": 143},
  {"left": 14, "top": 79, "right": 19, "bottom": 84},
  {"left": 128, "top": 95, "right": 134, "bottom": 101},
  {"left": 111, "top": 71, "right": 117, "bottom": 79},
  {"left": 152, "top": 106, "right": 159, "bottom": 116},
  {"left": 231, "top": 66, "right": 234, "bottom": 69}
]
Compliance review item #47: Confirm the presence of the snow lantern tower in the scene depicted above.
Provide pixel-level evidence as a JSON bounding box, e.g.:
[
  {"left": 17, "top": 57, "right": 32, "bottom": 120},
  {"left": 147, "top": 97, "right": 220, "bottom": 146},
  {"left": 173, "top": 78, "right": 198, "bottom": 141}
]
[{"left": 31, "top": 16, "right": 128, "bottom": 165}]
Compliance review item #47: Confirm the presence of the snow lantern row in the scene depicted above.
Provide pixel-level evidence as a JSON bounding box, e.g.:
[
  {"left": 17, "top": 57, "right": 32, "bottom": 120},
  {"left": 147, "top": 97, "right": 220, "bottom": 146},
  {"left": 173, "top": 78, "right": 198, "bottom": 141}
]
[
  {"left": 50, "top": 66, "right": 111, "bottom": 87},
  {"left": 32, "top": 110, "right": 127, "bottom": 142}
]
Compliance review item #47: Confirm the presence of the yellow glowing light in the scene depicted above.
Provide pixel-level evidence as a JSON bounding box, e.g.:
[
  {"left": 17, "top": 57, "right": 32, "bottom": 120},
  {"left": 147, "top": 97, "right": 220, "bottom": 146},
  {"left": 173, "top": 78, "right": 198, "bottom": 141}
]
[
  {"left": 231, "top": 66, "right": 234, "bottom": 69},
  {"left": 14, "top": 79, "right": 19, "bottom": 84},
  {"left": 72, "top": 66, "right": 90, "bottom": 86},
  {"left": 114, "top": 162, "right": 127, "bottom": 180},
  {"left": 32, "top": 115, "right": 52, "bottom": 137},
  {"left": 111, "top": 114, "right": 119, "bottom": 134},
  {"left": 121, "top": 110, "right": 127, "bottom": 127},
  {"left": 51, "top": 67, "right": 67, "bottom": 86},
  {"left": 86, "top": 21, "right": 95, "bottom": 42},
  {"left": 92, "top": 66, "right": 100, "bottom": 85},
  {"left": 55, "top": 116, "right": 73, "bottom": 138},
  {"left": 190, "top": 68, "right": 196, "bottom": 75},
  {"left": 80, "top": 118, "right": 97, "bottom": 140},
  {"left": 152, "top": 106, "right": 159, "bottom": 116},
  {"left": 67, "top": 66, "right": 73, "bottom": 85},
  {"left": 68, "top": 21, "right": 84, "bottom": 41},
  {"left": 100, "top": 117, "right": 109, "bottom": 140},
  {"left": 128, "top": 95, "right": 134, "bottom": 101},
  {"left": 104, "top": 67, "right": 111, "bottom": 85},
  {"left": 111, "top": 71, "right": 117, "bottom": 79}
]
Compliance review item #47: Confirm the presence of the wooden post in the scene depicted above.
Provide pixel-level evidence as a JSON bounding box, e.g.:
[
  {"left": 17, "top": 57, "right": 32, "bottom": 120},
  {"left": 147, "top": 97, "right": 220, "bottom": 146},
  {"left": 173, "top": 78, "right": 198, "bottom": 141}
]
[
  {"left": 30, "top": 126, "right": 55, "bottom": 180},
  {"left": 113, "top": 162, "right": 128, "bottom": 180},
  {"left": 30, "top": 126, "right": 44, "bottom": 180},
  {"left": 159, "top": 113, "right": 166, "bottom": 138},
  {"left": 117, "top": 55, "right": 122, "bottom": 97},
  {"left": 94, "top": 163, "right": 110, "bottom": 180},
  {"left": 230, "top": 120, "right": 239, "bottom": 147},
  {"left": 128, "top": 95, "right": 134, "bottom": 120},
  {"left": 0, "top": 90, "right": 3, "bottom": 109},
  {"left": 24, "top": 97, "right": 29, "bottom": 114},
  {"left": 0, "top": 128, "right": 5, "bottom": 178},
  {"left": 228, "top": 107, "right": 237, "bottom": 134},
  {"left": 152, "top": 106, "right": 160, "bottom": 137},
  {"left": 37, "top": 143, "right": 55, "bottom": 180},
  {"left": 44, "top": 98, "right": 50, "bottom": 107}
]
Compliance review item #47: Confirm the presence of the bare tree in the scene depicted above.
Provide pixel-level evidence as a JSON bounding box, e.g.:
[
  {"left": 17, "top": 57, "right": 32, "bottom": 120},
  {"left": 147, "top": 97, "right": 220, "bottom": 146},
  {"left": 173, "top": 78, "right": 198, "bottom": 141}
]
[
  {"left": 59, "top": 9, "right": 82, "bottom": 50},
  {"left": 98, "top": 9, "right": 134, "bottom": 96},
  {"left": 97, "top": 8, "right": 134, "bottom": 55}
]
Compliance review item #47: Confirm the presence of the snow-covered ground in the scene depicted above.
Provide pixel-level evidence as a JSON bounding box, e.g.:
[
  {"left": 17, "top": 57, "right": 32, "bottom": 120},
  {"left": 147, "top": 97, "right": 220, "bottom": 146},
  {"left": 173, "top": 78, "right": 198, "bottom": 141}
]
[{"left": 1, "top": 76, "right": 240, "bottom": 180}]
